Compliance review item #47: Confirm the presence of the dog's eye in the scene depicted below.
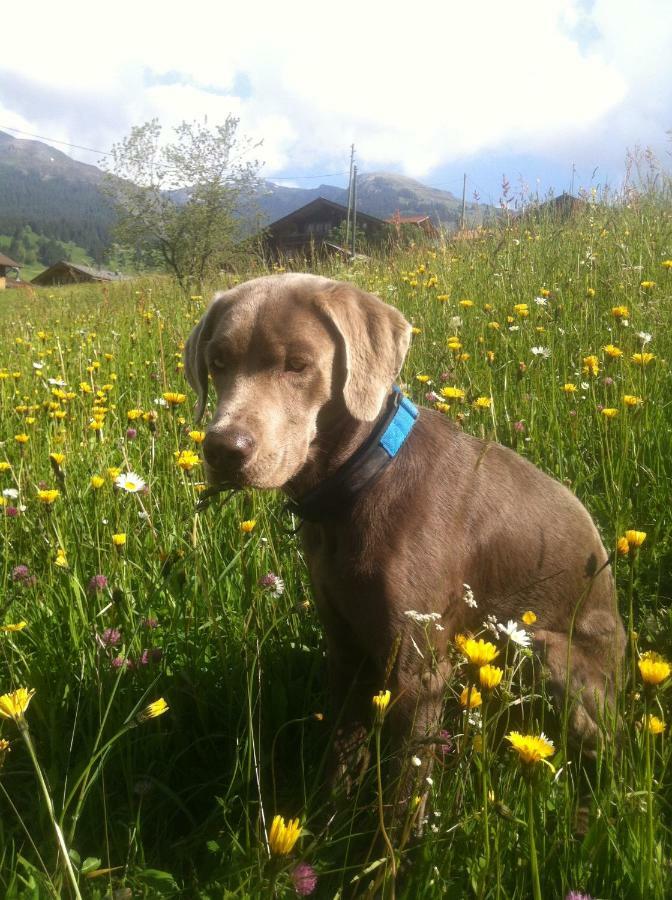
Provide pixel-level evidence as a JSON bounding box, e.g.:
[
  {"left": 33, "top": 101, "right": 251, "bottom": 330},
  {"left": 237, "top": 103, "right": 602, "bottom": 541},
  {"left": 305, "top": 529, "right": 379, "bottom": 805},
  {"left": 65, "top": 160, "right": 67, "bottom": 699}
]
[
  {"left": 285, "top": 358, "right": 309, "bottom": 374},
  {"left": 210, "top": 358, "right": 227, "bottom": 372}
]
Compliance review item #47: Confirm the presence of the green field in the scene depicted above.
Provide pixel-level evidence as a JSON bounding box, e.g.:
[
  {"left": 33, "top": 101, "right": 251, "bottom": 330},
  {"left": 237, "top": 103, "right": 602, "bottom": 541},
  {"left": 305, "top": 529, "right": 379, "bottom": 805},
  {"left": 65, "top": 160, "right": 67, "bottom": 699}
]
[{"left": 1, "top": 199, "right": 671, "bottom": 898}]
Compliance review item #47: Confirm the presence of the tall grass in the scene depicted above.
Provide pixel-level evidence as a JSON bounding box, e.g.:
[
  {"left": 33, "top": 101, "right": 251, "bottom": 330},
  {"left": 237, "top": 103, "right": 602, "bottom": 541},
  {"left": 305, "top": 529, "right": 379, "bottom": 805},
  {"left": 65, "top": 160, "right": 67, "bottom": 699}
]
[{"left": 0, "top": 193, "right": 671, "bottom": 897}]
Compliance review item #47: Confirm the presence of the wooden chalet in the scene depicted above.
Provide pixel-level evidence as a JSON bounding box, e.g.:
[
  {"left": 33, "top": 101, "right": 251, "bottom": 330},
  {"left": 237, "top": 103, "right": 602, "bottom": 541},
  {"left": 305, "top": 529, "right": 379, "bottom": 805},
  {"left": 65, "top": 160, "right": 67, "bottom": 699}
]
[
  {"left": 263, "top": 197, "right": 389, "bottom": 257},
  {"left": 0, "top": 252, "right": 21, "bottom": 290},
  {"left": 387, "top": 212, "right": 439, "bottom": 239},
  {"left": 526, "top": 192, "right": 588, "bottom": 223},
  {"left": 31, "top": 261, "right": 127, "bottom": 286}
]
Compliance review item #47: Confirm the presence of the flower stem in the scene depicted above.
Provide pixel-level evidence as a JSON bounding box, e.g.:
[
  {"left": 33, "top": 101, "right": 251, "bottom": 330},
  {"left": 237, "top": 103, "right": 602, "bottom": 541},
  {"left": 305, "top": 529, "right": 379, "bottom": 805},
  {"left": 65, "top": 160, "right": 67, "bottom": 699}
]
[
  {"left": 527, "top": 779, "right": 542, "bottom": 900},
  {"left": 19, "top": 722, "right": 83, "bottom": 900},
  {"left": 374, "top": 726, "right": 397, "bottom": 892}
]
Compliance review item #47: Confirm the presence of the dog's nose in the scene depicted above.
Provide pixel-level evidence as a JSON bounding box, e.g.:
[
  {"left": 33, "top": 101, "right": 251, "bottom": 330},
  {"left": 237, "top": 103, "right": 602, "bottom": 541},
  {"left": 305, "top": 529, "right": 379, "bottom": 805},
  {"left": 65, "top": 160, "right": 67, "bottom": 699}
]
[{"left": 203, "top": 428, "right": 256, "bottom": 469}]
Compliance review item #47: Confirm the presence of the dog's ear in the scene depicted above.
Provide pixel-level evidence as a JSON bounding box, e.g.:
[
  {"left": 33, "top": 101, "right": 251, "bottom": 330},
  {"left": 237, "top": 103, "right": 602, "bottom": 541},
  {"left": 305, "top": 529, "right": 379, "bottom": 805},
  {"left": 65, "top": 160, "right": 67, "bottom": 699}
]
[
  {"left": 316, "top": 283, "right": 412, "bottom": 421},
  {"left": 183, "top": 290, "right": 229, "bottom": 422}
]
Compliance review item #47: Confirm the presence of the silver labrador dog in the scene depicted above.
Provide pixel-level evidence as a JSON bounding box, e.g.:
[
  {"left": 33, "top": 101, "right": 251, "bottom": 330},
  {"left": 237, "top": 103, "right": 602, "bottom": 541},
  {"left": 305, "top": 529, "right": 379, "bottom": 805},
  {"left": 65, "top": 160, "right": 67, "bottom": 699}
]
[{"left": 184, "top": 273, "right": 625, "bottom": 783}]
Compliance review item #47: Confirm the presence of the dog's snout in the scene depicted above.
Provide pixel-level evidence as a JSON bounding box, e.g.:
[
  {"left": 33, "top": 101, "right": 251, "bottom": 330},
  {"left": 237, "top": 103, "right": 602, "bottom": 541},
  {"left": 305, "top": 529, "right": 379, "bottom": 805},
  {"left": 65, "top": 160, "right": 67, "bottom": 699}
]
[{"left": 203, "top": 428, "right": 256, "bottom": 469}]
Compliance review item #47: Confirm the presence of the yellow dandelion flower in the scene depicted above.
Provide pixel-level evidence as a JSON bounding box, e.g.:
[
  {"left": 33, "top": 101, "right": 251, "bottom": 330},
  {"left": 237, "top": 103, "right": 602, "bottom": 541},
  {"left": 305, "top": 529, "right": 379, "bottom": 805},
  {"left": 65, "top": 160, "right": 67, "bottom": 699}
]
[
  {"left": 586, "top": 287, "right": 596, "bottom": 298},
  {"left": 112, "top": 533, "right": 127, "bottom": 547},
  {"left": 0, "top": 622, "right": 28, "bottom": 633},
  {"left": 506, "top": 731, "right": 555, "bottom": 765},
  {"left": 513, "top": 303, "right": 529, "bottom": 317},
  {"left": 601, "top": 408, "right": 619, "bottom": 419},
  {"left": 127, "top": 408, "right": 143, "bottom": 420},
  {"left": 611, "top": 306, "right": 629, "bottom": 319},
  {"left": 137, "top": 698, "right": 169, "bottom": 723},
  {"left": 55, "top": 548, "right": 68, "bottom": 569},
  {"left": 440, "top": 386, "right": 465, "bottom": 401},
  {"left": 460, "top": 685, "right": 483, "bottom": 708},
  {"left": 640, "top": 280, "right": 655, "bottom": 289},
  {"left": 37, "top": 489, "right": 60, "bottom": 504},
  {"left": 617, "top": 536, "right": 630, "bottom": 556},
  {"left": 49, "top": 453, "right": 66, "bottom": 466},
  {"left": 434, "top": 401, "right": 451, "bottom": 413},
  {"left": 162, "top": 392, "right": 186, "bottom": 406},
  {"left": 0, "top": 687, "right": 35, "bottom": 722},
  {"left": 416, "top": 374, "right": 430, "bottom": 383},
  {"left": 174, "top": 449, "right": 201, "bottom": 472},
  {"left": 90, "top": 475, "right": 105, "bottom": 489},
  {"left": 107, "top": 467, "right": 122, "bottom": 481},
  {"left": 372, "top": 689, "right": 391, "bottom": 723},
  {"left": 0, "top": 462, "right": 12, "bottom": 473},
  {"left": 662, "top": 260, "right": 672, "bottom": 269},
  {"left": 268, "top": 815, "right": 302, "bottom": 856},
  {"left": 473, "top": 396, "right": 492, "bottom": 410},
  {"left": 631, "top": 352, "right": 655, "bottom": 366},
  {"left": 582, "top": 355, "right": 599, "bottom": 377},
  {"left": 459, "top": 299, "right": 474, "bottom": 308},
  {"left": 638, "top": 652, "right": 671, "bottom": 686},
  {"left": 625, "top": 530, "right": 646, "bottom": 547},
  {"left": 14, "top": 434, "right": 29, "bottom": 444},
  {"left": 488, "top": 321, "right": 501, "bottom": 330},
  {"left": 642, "top": 715, "right": 666, "bottom": 735},
  {"left": 479, "top": 665, "right": 503, "bottom": 690},
  {"left": 623, "top": 395, "right": 643, "bottom": 407},
  {"left": 602, "top": 344, "right": 623, "bottom": 358},
  {"left": 459, "top": 637, "right": 499, "bottom": 666},
  {"left": 562, "top": 383, "right": 577, "bottom": 393},
  {"left": 240, "top": 519, "right": 256, "bottom": 533},
  {"left": 522, "top": 611, "right": 537, "bottom": 625},
  {"left": 188, "top": 430, "right": 206, "bottom": 443}
]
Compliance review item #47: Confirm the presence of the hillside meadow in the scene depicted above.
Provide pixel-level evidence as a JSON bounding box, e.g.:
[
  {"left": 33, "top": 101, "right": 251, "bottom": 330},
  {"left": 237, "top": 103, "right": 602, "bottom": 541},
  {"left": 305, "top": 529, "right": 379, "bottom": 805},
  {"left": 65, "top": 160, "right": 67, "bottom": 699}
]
[{"left": 1, "top": 199, "right": 671, "bottom": 898}]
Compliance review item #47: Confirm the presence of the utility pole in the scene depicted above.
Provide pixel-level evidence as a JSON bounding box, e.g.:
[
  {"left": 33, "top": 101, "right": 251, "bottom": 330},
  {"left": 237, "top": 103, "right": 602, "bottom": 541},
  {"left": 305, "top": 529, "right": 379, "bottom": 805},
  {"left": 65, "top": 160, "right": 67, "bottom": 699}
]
[
  {"left": 345, "top": 144, "right": 355, "bottom": 248},
  {"left": 460, "top": 173, "right": 467, "bottom": 231},
  {"left": 351, "top": 165, "right": 358, "bottom": 259}
]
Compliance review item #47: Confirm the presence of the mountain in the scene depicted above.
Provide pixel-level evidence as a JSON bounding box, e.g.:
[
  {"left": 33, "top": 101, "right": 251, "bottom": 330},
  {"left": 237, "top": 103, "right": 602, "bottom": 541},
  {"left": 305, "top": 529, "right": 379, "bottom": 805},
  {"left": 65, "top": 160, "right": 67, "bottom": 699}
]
[
  {"left": 0, "top": 130, "right": 494, "bottom": 266},
  {"left": 256, "top": 172, "right": 491, "bottom": 228},
  {"left": 0, "top": 131, "right": 114, "bottom": 263}
]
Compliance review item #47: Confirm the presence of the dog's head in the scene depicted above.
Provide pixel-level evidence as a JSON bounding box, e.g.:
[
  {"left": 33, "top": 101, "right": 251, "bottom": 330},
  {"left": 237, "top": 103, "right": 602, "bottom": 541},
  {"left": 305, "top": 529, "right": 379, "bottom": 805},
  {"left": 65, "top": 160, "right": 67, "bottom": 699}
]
[{"left": 183, "top": 273, "right": 411, "bottom": 489}]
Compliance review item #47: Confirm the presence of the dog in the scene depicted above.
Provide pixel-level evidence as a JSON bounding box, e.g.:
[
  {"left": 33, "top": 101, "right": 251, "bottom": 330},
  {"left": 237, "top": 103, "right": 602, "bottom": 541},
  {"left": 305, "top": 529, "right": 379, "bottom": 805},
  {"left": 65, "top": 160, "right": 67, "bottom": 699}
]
[{"left": 184, "top": 273, "right": 625, "bottom": 787}]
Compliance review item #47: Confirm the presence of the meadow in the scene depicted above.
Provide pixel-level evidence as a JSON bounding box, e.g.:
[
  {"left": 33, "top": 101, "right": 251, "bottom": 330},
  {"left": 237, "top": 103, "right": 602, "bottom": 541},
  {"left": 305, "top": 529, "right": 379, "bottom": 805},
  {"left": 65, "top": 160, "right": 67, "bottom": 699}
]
[{"left": 1, "top": 195, "right": 671, "bottom": 898}]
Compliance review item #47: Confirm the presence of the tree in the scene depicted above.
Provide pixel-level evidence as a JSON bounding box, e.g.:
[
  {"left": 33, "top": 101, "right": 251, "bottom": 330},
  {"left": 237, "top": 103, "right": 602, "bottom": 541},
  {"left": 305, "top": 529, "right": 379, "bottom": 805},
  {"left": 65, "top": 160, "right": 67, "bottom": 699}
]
[{"left": 102, "top": 118, "right": 262, "bottom": 290}]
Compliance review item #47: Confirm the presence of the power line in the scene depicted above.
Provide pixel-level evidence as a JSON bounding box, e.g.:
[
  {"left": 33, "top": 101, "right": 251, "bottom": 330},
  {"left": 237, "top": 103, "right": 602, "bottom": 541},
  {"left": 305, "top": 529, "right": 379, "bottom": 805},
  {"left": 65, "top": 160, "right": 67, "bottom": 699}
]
[{"left": 0, "top": 124, "right": 108, "bottom": 156}]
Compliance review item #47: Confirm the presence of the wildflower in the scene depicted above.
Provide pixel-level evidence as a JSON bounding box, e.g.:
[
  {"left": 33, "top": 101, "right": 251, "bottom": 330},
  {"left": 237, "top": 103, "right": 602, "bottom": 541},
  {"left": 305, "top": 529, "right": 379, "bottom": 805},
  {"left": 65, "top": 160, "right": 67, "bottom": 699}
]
[
  {"left": 0, "top": 462, "right": 11, "bottom": 473},
  {"left": 601, "top": 408, "right": 619, "bottom": 419},
  {"left": 617, "top": 536, "right": 631, "bottom": 556},
  {"left": 460, "top": 685, "right": 483, "bottom": 708},
  {"left": 458, "top": 636, "right": 499, "bottom": 666},
  {"left": 563, "top": 383, "right": 577, "bottom": 393},
  {"left": 3, "top": 488, "right": 18, "bottom": 500},
  {"left": 416, "top": 374, "right": 430, "bottom": 383},
  {"left": 90, "top": 475, "right": 105, "bottom": 490},
  {"left": 439, "top": 729, "right": 453, "bottom": 756},
  {"left": 112, "top": 533, "right": 127, "bottom": 547},
  {"left": 55, "top": 548, "right": 68, "bottom": 569},
  {"left": 640, "top": 280, "right": 655, "bottom": 289},
  {"left": 530, "top": 346, "right": 551, "bottom": 358},
  {"left": 638, "top": 651, "right": 671, "bottom": 686},
  {"left": 37, "top": 489, "right": 59, "bottom": 504},
  {"left": 565, "top": 892, "right": 593, "bottom": 900},
  {"left": 479, "top": 665, "right": 503, "bottom": 690},
  {"left": 473, "top": 396, "right": 492, "bottom": 409},
  {"left": 611, "top": 306, "right": 629, "bottom": 319},
  {"left": 100, "top": 627, "right": 121, "bottom": 647},
  {"left": 268, "top": 815, "right": 302, "bottom": 856},
  {"left": 174, "top": 449, "right": 201, "bottom": 472},
  {"left": 240, "top": 519, "right": 256, "bottom": 533},
  {"left": 107, "top": 467, "right": 122, "bottom": 481},
  {"left": 0, "top": 687, "right": 35, "bottom": 723},
  {"left": 631, "top": 352, "right": 655, "bottom": 366},
  {"left": 642, "top": 715, "right": 665, "bottom": 735},
  {"left": 463, "top": 584, "right": 477, "bottom": 608},
  {"left": 87, "top": 574, "right": 109, "bottom": 594},
  {"left": 127, "top": 408, "right": 143, "bottom": 420},
  {"left": 440, "top": 386, "right": 465, "bottom": 401},
  {"left": 497, "top": 620, "right": 531, "bottom": 647},
  {"left": 372, "top": 689, "right": 391, "bottom": 722},
  {"left": 114, "top": 472, "right": 146, "bottom": 493},
  {"left": 136, "top": 698, "right": 169, "bottom": 723},
  {"left": 0, "top": 622, "right": 28, "bottom": 633},
  {"left": 513, "top": 420, "right": 525, "bottom": 433},
  {"left": 625, "top": 530, "right": 646, "bottom": 547},
  {"left": 623, "top": 395, "right": 643, "bottom": 407},
  {"left": 162, "top": 392, "right": 186, "bottom": 406},
  {"left": 259, "top": 572, "right": 285, "bottom": 597},
  {"left": 505, "top": 731, "right": 555, "bottom": 766},
  {"left": 513, "top": 303, "right": 529, "bottom": 317},
  {"left": 291, "top": 862, "right": 318, "bottom": 896},
  {"left": 49, "top": 452, "right": 66, "bottom": 467},
  {"left": 602, "top": 344, "right": 623, "bottom": 358},
  {"left": 188, "top": 430, "right": 206, "bottom": 443},
  {"left": 126, "top": 428, "right": 138, "bottom": 440},
  {"left": 582, "top": 355, "right": 599, "bottom": 377},
  {"left": 14, "top": 434, "right": 29, "bottom": 444},
  {"left": 12, "top": 565, "right": 30, "bottom": 582},
  {"left": 636, "top": 331, "right": 652, "bottom": 345},
  {"left": 662, "top": 260, "right": 672, "bottom": 269}
]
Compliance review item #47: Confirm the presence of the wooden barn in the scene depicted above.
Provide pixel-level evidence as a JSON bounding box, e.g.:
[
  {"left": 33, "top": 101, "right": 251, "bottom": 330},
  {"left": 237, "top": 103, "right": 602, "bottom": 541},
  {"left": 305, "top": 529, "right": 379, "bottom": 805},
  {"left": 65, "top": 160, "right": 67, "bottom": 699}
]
[
  {"left": 31, "top": 261, "right": 126, "bottom": 286},
  {"left": 0, "top": 251, "right": 21, "bottom": 290},
  {"left": 526, "top": 192, "right": 588, "bottom": 223},
  {"left": 387, "top": 211, "right": 439, "bottom": 239},
  {"left": 263, "top": 197, "right": 389, "bottom": 257}
]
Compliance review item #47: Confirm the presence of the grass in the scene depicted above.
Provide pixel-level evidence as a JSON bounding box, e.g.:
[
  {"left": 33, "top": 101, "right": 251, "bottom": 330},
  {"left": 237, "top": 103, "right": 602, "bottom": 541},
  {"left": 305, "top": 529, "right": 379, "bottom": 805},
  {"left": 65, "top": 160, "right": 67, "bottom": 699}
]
[{"left": 0, "top": 193, "right": 671, "bottom": 898}]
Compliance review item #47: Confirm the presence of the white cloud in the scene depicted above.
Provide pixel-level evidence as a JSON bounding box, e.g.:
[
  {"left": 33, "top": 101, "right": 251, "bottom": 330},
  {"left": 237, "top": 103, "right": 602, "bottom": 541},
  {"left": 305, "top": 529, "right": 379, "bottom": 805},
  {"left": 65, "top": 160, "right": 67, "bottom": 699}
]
[{"left": 0, "top": 0, "right": 669, "bottom": 181}]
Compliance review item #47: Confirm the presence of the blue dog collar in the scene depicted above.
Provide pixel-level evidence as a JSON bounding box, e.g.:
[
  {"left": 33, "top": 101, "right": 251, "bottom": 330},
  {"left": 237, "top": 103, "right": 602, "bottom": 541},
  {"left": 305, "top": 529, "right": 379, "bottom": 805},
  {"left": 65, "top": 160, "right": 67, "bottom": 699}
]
[
  {"left": 288, "top": 385, "right": 419, "bottom": 523},
  {"left": 380, "top": 384, "right": 419, "bottom": 458}
]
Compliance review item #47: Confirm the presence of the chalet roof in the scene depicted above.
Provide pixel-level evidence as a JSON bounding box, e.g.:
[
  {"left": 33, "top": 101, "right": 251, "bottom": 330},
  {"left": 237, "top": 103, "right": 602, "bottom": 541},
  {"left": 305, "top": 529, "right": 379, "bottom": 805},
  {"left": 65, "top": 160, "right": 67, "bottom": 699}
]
[
  {"left": 386, "top": 214, "right": 432, "bottom": 224},
  {"left": 267, "top": 196, "right": 388, "bottom": 230},
  {"left": 31, "top": 260, "right": 127, "bottom": 285},
  {"left": 0, "top": 252, "right": 21, "bottom": 268}
]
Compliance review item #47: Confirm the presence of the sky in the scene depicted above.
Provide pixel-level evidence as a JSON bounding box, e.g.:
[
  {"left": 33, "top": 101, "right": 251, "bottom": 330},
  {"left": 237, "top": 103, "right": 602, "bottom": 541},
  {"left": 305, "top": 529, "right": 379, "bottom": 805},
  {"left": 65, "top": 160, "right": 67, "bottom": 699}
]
[{"left": 1, "top": 0, "right": 670, "bottom": 204}]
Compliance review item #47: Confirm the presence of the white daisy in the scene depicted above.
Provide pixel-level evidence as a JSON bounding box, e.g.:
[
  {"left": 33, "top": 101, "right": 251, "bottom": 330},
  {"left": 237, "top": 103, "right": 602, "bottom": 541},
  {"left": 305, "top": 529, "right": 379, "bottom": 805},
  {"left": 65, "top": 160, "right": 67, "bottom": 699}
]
[
  {"left": 115, "top": 472, "right": 146, "bottom": 493},
  {"left": 497, "top": 619, "right": 531, "bottom": 647},
  {"left": 2, "top": 488, "right": 19, "bottom": 499},
  {"left": 637, "top": 331, "right": 652, "bottom": 345},
  {"left": 531, "top": 346, "right": 551, "bottom": 358}
]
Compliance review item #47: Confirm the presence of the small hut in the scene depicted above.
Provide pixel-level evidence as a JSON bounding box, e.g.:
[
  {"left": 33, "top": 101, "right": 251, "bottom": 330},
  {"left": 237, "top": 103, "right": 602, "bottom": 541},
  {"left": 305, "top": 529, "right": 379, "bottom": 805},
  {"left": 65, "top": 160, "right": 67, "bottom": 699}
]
[
  {"left": 0, "top": 252, "right": 21, "bottom": 290},
  {"left": 31, "top": 261, "right": 126, "bottom": 286},
  {"left": 263, "top": 198, "right": 388, "bottom": 257}
]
